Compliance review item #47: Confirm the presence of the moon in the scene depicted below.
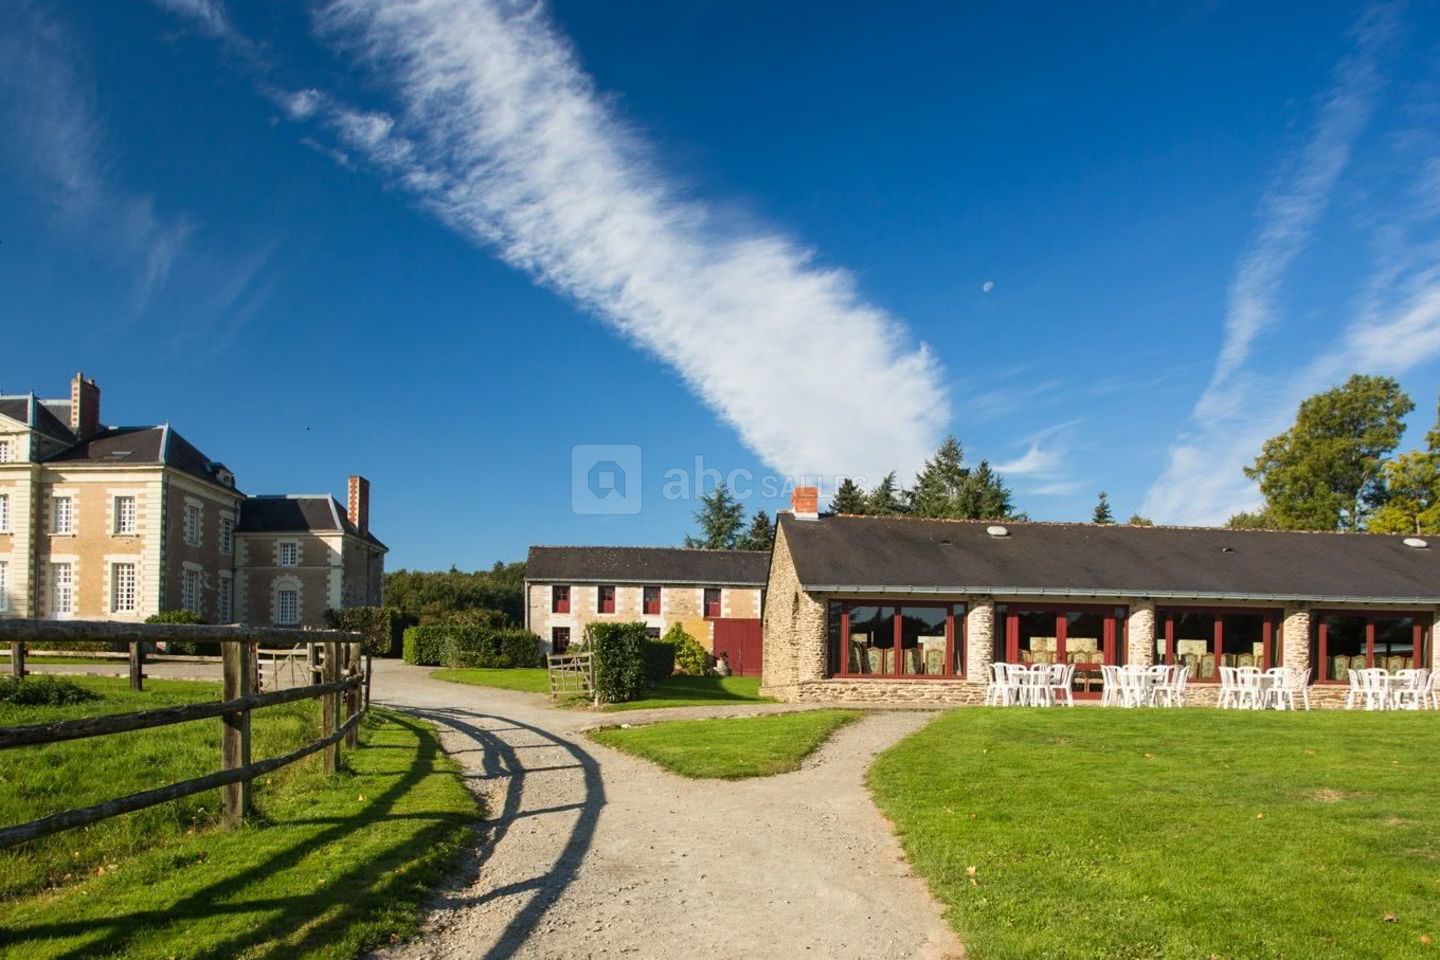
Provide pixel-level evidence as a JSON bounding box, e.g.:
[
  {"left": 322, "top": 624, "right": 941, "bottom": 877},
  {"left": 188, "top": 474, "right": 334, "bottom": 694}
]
[{"left": 981, "top": 280, "right": 995, "bottom": 294}]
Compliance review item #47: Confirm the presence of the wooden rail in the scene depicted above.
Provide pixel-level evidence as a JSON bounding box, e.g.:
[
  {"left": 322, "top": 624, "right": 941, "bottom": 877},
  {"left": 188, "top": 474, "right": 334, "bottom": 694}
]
[{"left": 0, "top": 619, "right": 368, "bottom": 848}]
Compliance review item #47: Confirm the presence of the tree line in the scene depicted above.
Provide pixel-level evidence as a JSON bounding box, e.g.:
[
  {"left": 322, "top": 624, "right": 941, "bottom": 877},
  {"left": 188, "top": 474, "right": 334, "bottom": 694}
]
[{"left": 1228, "top": 374, "right": 1439, "bottom": 534}]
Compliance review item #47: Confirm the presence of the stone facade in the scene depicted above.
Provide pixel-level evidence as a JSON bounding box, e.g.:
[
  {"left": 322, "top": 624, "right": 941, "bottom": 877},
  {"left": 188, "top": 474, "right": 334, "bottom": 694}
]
[{"left": 526, "top": 580, "right": 763, "bottom": 654}]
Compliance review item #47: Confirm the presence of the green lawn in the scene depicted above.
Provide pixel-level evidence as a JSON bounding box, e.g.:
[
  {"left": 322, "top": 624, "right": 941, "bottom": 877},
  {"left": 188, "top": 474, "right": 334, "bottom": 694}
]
[
  {"left": 0, "top": 678, "right": 478, "bottom": 959},
  {"left": 431, "top": 667, "right": 551, "bottom": 693},
  {"left": 589, "top": 709, "right": 861, "bottom": 778},
  {"left": 0, "top": 655, "right": 124, "bottom": 665},
  {"left": 604, "top": 675, "right": 772, "bottom": 711},
  {"left": 869, "top": 709, "right": 1440, "bottom": 960}
]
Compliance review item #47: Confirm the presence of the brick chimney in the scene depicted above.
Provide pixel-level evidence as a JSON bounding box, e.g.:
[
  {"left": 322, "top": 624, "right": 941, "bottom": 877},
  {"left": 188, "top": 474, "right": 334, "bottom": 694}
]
[
  {"left": 70, "top": 372, "right": 100, "bottom": 438},
  {"left": 347, "top": 475, "right": 370, "bottom": 538},
  {"left": 791, "top": 485, "right": 819, "bottom": 521}
]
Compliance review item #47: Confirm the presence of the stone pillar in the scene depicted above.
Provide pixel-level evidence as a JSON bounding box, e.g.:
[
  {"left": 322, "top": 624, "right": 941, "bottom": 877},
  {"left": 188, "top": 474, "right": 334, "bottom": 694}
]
[
  {"left": 1282, "top": 606, "right": 1312, "bottom": 681},
  {"left": 1127, "top": 602, "right": 1155, "bottom": 666},
  {"left": 966, "top": 598, "right": 995, "bottom": 681}
]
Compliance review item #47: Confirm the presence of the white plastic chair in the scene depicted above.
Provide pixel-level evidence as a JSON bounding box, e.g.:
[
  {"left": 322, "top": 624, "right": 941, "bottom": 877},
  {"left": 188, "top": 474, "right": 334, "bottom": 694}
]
[
  {"left": 984, "top": 662, "right": 1009, "bottom": 706},
  {"left": 1100, "top": 664, "right": 1119, "bottom": 706},
  {"left": 1360, "top": 668, "right": 1390, "bottom": 711},
  {"left": 1344, "top": 668, "right": 1363, "bottom": 710},
  {"left": 1049, "top": 662, "right": 1075, "bottom": 707},
  {"left": 1217, "top": 666, "right": 1237, "bottom": 709},
  {"left": 1234, "top": 666, "right": 1264, "bottom": 710},
  {"left": 1424, "top": 669, "right": 1437, "bottom": 710},
  {"left": 1169, "top": 664, "right": 1190, "bottom": 707},
  {"left": 1263, "top": 667, "right": 1291, "bottom": 710},
  {"left": 1391, "top": 669, "right": 1425, "bottom": 711}
]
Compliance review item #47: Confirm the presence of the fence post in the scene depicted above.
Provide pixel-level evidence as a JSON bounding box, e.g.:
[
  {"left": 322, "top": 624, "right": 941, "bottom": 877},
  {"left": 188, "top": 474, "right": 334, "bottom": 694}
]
[
  {"left": 10, "top": 642, "right": 24, "bottom": 680},
  {"left": 322, "top": 640, "right": 339, "bottom": 775},
  {"left": 221, "top": 640, "right": 253, "bottom": 827},
  {"left": 128, "top": 641, "right": 144, "bottom": 691},
  {"left": 365, "top": 652, "right": 373, "bottom": 711},
  {"left": 345, "top": 641, "right": 362, "bottom": 747}
]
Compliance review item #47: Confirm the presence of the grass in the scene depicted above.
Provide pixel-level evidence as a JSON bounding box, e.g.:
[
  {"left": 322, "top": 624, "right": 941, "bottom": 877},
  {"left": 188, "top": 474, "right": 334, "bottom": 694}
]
[
  {"left": 0, "top": 655, "right": 124, "bottom": 665},
  {"left": 603, "top": 675, "right": 772, "bottom": 711},
  {"left": 868, "top": 709, "right": 1440, "bottom": 960},
  {"left": 431, "top": 666, "right": 551, "bottom": 693},
  {"left": 0, "top": 677, "right": 478, "bottom": 959},
  {"left": 589, "top": 709, "right": 861, "bottom": 779}
]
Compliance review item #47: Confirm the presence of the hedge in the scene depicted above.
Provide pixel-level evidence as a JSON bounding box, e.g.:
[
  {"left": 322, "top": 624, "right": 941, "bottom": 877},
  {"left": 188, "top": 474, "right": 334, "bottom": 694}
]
[
  {"left": 645, "top": 627, "right": 680, "bottom": 683},
  {"left": 402, "top": 624, "right": 541, "bottom": 668},
  {"left": 324, "top": 606, "right": 406, "bottom": 657},
  {"left": 585, "top": 622, "right": 651, "bottom": 704},
  {"left": 145, "top": 610, "right": 214, "bottom": 656}
]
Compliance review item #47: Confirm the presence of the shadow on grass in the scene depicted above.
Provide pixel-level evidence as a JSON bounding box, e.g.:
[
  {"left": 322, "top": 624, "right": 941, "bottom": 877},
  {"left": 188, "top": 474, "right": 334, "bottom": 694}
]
[{"left": 0, "top": 713, "right": 469, "bottom": 960}]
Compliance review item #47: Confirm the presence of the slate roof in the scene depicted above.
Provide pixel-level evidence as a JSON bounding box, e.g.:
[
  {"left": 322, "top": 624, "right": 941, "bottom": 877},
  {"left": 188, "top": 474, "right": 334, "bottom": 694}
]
[
  {"left": 0, "top": 395, "right": 76, "bottom": 443},
  {"left": 526, "top": 545, "right": 771, "bottom": 585},
  {"left": 43, "top": 425, "right": 236, "bottom": 491},
  {"left": 237, "top": 495, "right": 388, "bottom": 550},
  {"left": 778, "top": 514, "right": 1440, "bottom": 604}
]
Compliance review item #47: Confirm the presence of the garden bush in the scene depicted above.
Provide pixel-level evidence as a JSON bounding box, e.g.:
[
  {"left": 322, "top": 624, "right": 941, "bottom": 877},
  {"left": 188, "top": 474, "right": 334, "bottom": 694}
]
[
  {"left": 324, "top": 606, "right": 406, "bottom": 657},
  {"left": 404, "top": 625, "right": 540, "bottom": 668},
  {"left": 643, "top": 626, "right": 681, "bottom": 682},
  {"left": 585, "top": 622, "right": 650, "bottom": 704},
  {"left": 674, "top": 632, "right": 713, "bottom": 677},
  {"left": 0, "top": 675, "right": 101, "bottom": 706},
  {"left": 145, "top": 610, "right": 216, "bottom": 656}
]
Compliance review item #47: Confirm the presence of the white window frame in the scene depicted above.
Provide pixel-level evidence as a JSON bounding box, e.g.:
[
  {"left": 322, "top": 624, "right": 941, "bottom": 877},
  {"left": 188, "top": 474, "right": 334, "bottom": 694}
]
[
  {"left": 276, "top": 589, "right": 299, "bottom": 625},
  {"left": 0, "top": 560, "right": 8, "bottom": 613},
  {"left": 51, "top": 562, "right": 74, "bottom": 617},
  {"left": 218, "top": 573, "right": 234, "bottom": 624},
  {"left": 278, "top": 542, "right": 299, "bottom": 567},
  {"left": 0, "top": 493, "right": 9, "bottom": 533},
  {"left": 0, "top": 439, "right": 11, "bottom": 462},
  {"left": 114, "top": 496, "right": 137, "bottom": 535},
  {"left": 111, "top": 562, "right": 137, "bottom": 613},
  {"left": 219, "top": 516, "right": 234, "bottom": 556},
  {"left": 183, "top": 503, "right": 202, "bottom": 546},
  {"left": 182, "top": 567, "right": 202, "bottom": 615},
  {"left": 53, "top": 496, "right": 74, "bottom": 535}
]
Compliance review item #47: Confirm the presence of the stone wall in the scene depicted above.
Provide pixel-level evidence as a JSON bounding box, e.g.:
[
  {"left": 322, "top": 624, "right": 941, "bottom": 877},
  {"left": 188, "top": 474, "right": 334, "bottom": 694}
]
[
  {"left": 1127, "top": 602, "right": 1155, "bottom": 667},
  {"left": 759, "top": 525, "right": 826, "bottom": 699}
]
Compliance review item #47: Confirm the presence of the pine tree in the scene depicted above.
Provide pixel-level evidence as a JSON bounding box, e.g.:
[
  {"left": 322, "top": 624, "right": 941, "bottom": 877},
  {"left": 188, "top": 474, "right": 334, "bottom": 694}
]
[
  {"left": 960, "top": 460, "right": 1014, "bottom": 520},
  {"left": 1092, "top": 491, "right": 1114, "bottom": 524},
  {"left": 829, "top": 478, "right": 869, "bottom": 515},
  {"left": 909, "top": 436, "right": 970, "bottom": 518},
  {"left": 737, "top": 510, "right": 776, "bottom": 550},
  {"left": 683, "top": 483, "right": 745, "bottom": 549},
  {"left": 866, "top": 472, "right": 908, "bottom": 516}
]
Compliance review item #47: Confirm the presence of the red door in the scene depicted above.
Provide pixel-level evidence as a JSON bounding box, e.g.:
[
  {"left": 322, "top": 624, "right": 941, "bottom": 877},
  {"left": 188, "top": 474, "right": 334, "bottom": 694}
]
[{"left": 712, "top": 618, "right": 764, "bottom": 677}]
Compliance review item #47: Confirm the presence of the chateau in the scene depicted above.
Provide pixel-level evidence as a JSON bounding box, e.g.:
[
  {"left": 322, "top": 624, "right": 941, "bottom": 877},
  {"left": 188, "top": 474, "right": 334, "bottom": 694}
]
[{"left": 0, "top": 374, "right": 385, "bottom": 627}]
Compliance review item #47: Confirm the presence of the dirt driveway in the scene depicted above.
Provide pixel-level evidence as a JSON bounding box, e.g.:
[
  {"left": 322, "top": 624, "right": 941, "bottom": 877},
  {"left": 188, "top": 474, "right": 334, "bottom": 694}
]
[{"left": 367, "top": 661, "right": 962, "bottom": 960}]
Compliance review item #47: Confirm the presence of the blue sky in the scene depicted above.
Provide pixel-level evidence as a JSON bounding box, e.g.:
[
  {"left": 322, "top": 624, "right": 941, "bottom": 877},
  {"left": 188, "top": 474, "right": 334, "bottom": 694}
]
[{"left": 4, "top": 1, "right": 1440, "bottom": 569}]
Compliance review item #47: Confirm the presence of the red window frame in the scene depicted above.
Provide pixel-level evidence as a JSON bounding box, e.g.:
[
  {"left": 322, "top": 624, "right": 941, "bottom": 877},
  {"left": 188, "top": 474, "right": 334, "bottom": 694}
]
[
  {"left": 833, "top": 600, "right": 967, "bottom": 680},
  {"left": 643, "top": 585, "right": 661, "bottom": 616},
  {"left": 598, "top": 585, "right": 616, "bottom": 614},
  {"left": 552, "top": 626, "right": 570, "bottom": 653},
  {"left": 996, "top": 603, "right": 1127, "bottom": 699},
  {"left": 1155, "top": 606, "right": 1279, "bottom": 680},
  {"left": 551, "top": 585, "right": 570, "bottom": 614},
  {"left": 703, "top": 588, "right": 722, "bottom": 618},
  {"left": 1312, "top": 610, "right": 1429, "bottom": 684}
]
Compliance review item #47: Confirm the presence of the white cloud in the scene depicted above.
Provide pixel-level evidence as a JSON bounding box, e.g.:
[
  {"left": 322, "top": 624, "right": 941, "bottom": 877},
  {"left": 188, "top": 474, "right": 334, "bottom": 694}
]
[
  {"left": 993, "top": 421, "right": 1081, "bottom": 496},
  {"left": 1144, "top": 4, "right": 1400, "bottom": 525},
  {"left": 308, "top": 0, "right": 947, "bottom": 480},
  {"left": 0, "top": 2, "right": 193, "bottom": 310},
  {"left": 151, "top": 0, "right": 234, "bottom": 40}
]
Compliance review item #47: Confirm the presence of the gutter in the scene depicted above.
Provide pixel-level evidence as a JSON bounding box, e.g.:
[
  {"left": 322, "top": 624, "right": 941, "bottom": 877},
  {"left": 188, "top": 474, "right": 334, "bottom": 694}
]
[{"left": 801, "top": 584, "right": 1440, "bottom": 607}]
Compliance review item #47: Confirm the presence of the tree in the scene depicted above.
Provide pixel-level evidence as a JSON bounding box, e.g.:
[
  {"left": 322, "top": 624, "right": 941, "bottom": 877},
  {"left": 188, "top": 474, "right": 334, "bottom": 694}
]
[
  {"left": 1367, "top": 451, "right": 1440, "bottom": 535},
  {"left": 1126, "top": 513, "right": 1154, "bottom": 527},
  {"left": 384, "top": 562, "right": 526, "bottom": 625},
  {"left": 1226, "top": 509, "right": 1277, "bottom": 530},
  {"left": 866, "top": 472, "right": 908, "bottom": 516},
  {"left": 737, "top": 509, "right": 776, "bottom": 550},
  {"left": 829, "top": 478, "right": 869, "bottom": 515},
  {"left": 909, "top": 436, "right": 970, "bottom": 518},
  {"left": 1092, "top": 491, "right": 1114, "bottom": 524},
  {"left": 958, "top": 460, "right": 1015, "bottom": 520},
  {"left": 684, "top": 483, "right": 746, "bottom": 549},
  {"left": 1243, "top": 374, "right": 1414, "bottom": 531}
]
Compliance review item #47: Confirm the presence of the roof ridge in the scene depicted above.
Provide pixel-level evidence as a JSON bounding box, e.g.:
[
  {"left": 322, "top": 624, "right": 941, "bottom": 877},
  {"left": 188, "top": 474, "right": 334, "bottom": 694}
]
[
  {"left": 528, "top": 544, "right": 771, "bottom": 553},
  {"left": 815, "top": 513, "right": 1391, "bottom": 537}
]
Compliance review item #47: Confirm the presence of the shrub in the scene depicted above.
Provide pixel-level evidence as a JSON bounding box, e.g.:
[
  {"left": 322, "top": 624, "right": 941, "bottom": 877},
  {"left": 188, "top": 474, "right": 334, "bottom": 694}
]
[
  {"left": 674, "top": 632, "right": 713, "bottom": 677},
  {"left": 0, "top": 675, "right": 101, "bottom": 706},
  {"left": 586, "top": 622, "right": 649, "bottom": 704},
  {"left": 402, "top": 626, "right": 449, "bottom": 666},
  {"left": 324, "top": 606, "right": 405, "bottom": 657},
  {"left": 145, "top": 609, "right": 216, "bottom": 656},
  {"left": 404, "top": 625, "right": 541, "bottom": 668},
  {"left": 643, "top": 634, "right": 677, "bottom": 683}
]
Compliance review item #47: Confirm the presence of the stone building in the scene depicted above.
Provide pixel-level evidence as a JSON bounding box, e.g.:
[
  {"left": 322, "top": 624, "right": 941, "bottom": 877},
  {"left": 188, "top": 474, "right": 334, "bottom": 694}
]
[
  {"left": 524, "top": 545, "right": 767, "bottom": 666},
  {"left": 0, "top": 373, "right": 385, "bottom": 627},
  {"left": 762, "top": 487, "right": 1440, "bottom": 707}
]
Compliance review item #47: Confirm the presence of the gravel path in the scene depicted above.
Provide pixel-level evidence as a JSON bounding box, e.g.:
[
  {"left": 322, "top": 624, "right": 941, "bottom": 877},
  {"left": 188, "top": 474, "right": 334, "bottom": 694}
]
[{"left": 367, "top": 661, "right": 963, "bottom": 960}]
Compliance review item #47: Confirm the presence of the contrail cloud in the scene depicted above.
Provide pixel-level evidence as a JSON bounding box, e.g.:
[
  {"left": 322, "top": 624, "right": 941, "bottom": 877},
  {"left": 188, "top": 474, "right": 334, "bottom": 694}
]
[{"left": 316, "top": 0, "right": 948, "bottom": 481}]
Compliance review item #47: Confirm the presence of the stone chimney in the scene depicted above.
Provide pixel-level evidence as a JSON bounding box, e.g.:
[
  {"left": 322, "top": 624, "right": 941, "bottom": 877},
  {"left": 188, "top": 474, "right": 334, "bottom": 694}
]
[
  {"left": 347, "top": 475, "right": 370, "bottom": 538},
  {"left": 791, "top": 485, "right": 819, "bottom": 521},
  {"left": 70, "top": 372, "right": 100, "bottom": 438}
]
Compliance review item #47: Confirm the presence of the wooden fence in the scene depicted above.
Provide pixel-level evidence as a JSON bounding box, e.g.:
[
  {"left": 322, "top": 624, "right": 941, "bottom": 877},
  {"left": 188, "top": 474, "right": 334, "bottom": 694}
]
[{"left": 0, "top": 619, "right": 370, "bottom": 850}]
